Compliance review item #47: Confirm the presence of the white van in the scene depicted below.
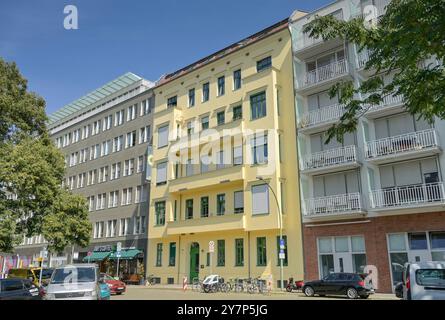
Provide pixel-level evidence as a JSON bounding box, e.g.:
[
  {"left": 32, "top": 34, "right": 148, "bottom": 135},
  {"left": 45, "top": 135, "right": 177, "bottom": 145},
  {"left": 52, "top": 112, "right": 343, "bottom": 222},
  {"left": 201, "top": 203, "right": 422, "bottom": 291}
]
[{"left": 402, "top": 261, "right": 445, "bottom": 300}]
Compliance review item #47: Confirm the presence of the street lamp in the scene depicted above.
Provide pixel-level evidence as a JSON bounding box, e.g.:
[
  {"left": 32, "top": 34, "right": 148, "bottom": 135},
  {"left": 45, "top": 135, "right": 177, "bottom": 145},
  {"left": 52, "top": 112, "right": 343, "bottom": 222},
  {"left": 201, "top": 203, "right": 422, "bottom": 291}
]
[{"left": 257, "top": 176, "right": 284, "bottom": 291}]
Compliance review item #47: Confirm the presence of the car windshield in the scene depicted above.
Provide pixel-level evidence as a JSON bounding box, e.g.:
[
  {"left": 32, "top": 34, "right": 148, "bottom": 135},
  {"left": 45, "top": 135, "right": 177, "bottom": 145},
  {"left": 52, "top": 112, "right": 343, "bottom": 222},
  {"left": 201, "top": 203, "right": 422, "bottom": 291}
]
[
  {"left": 415, "top": 269, "right": 445, "bottom": 287},
  {"left": 51, "top": 267, "right": 96, "bottom": 284},
  {"left": 35, "top": 269, "right": 54, "bottom": 280},
  {"left": 101, "top": 274, "right": 115, "bottom": 281}
]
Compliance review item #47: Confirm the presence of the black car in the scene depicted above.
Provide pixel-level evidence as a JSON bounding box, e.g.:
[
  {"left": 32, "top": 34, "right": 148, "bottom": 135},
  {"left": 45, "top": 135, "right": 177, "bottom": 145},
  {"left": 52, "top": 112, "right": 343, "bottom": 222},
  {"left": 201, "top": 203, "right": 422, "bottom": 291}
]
[
  {"left": 303, "top": 273, "right": 374, "bottom": 299},
  {"left": 0, "top": 278, "right": 42, "bottom": 300}
]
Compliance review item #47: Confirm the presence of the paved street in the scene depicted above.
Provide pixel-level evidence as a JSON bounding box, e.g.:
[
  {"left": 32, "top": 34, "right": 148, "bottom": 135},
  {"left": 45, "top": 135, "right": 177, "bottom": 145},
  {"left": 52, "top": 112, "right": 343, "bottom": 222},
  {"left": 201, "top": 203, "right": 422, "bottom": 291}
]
[{"left": 111, "top": 285, "right": 398, "bottom": 300}]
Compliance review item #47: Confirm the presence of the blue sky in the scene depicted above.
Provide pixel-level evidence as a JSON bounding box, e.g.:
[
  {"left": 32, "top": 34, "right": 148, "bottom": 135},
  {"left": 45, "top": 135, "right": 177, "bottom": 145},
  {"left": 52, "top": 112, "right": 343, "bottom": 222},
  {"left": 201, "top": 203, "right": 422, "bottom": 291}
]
[{"left": 0, "top": 0, "right": 331, "bottom": 114}]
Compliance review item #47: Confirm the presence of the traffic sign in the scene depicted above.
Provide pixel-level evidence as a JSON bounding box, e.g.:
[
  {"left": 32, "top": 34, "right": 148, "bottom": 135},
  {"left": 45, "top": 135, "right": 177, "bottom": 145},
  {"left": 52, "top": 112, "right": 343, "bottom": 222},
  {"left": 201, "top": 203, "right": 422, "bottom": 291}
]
[
  {"left": 116, "top": 242, "right": 122, "bottom": 252},
  {"left": 279, "top": 239, "right": 285, "bottom": 250},
  {"left": 209, "top": 241, "right": 215, "bottom": 253},
  {"left": 279, "top": 253, "right": 286, "bottom": 260}
]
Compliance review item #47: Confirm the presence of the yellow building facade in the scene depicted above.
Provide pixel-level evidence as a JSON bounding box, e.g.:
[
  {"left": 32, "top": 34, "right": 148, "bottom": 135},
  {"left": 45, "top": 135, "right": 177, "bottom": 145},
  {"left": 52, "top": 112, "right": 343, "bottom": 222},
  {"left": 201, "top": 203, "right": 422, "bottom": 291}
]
[{"left": 147, "top": 18, "right": 305, "bottom": 288}]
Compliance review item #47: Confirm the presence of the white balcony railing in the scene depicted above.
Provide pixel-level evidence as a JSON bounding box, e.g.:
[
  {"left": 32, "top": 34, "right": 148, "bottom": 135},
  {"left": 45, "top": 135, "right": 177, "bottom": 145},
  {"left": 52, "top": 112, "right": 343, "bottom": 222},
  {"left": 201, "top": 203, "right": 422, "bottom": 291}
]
[
  {"left": 370, "top": 182, "right": 445, "bottom": 209},
  {"left": 366, "top": 93, "right": 404, "bottom": 113},
  {"left": 300, "top": 60, "right": 348, "bottom": 88},
  {"left": 304, "top": 193, "right": 363, "bottom": 217},
  {"left": 365, "top": 129, "right": 439, "bottom": 160},
  {"left": 357, "top": 49, "right": 371, "bottom": 69},
  {"left": 299, "top": 104, "right": 346, "bottom": 129},
  {"left": 353, "top": 0, "right": 391, "bottom": 20},
  {"left": 301, "top": 145, "right": 358, "bottom": 171}
]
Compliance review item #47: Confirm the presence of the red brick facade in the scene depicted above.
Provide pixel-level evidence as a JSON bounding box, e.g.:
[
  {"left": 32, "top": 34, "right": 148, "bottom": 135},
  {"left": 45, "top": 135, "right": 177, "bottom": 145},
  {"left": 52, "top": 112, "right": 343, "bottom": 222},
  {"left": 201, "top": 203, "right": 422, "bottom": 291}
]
[{"left": 303, "top": 211, "right": 445, "bottom": 293}]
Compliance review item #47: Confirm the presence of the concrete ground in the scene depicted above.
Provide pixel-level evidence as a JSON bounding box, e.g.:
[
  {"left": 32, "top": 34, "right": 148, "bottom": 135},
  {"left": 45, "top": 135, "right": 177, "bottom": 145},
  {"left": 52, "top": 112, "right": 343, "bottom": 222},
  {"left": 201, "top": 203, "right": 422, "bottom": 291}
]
[{"left": 111, "top": 285, "right": 398, "bottom": 300}]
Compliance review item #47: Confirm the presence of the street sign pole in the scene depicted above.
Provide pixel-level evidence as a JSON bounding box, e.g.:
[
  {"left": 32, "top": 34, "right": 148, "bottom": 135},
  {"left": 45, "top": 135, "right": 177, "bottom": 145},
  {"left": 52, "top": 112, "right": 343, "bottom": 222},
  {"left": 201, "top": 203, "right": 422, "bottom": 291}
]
[
  {"left": 208, "top": 241, "right": 214, "bottom": 275},
  {"left": 116, "top": 242, "right": 122, "bottom": 279}
]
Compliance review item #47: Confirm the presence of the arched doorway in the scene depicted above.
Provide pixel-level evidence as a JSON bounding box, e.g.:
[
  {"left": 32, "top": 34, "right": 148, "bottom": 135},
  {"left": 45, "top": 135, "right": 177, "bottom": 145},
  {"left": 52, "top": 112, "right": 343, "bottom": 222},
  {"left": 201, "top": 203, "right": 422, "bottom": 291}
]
[{"left": 189, "top": 242, "right": 200, "bottom": 282}]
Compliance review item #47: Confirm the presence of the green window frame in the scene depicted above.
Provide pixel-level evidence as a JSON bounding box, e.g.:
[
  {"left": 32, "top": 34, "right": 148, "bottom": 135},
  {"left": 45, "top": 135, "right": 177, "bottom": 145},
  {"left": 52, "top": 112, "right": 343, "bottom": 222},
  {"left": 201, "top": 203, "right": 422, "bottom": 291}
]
[
  {"left": 233, "top": 105, "right": 242, "bottom": 121},
  {"left": 217, "top": 240, "right": 225, "bottom": 267},
  {"left": 216, "top": 194, "right": 225, "bottom": 216},
  {"left": 217, "top": 111, "right": 225, "bottom": 126},
  {"left": 235, "top": 238, "right": 244, "bottom": 267},
  {"left": 256, "top": 237, "right": 267, "bottom": 266},
  {"left": 155, "top": 201, "right": 165, "bottom": 226},
  {"left": 276, "top": 235, "right": 288, "bottom": 266},
  {"left": 201, "top": 196, "right": 209, "bottom": 217},
  {"left": 250, "top": 91, "right": 266, "bottom": 120},
  {"left": 156, "top": 243, "right": 163, "bottom": 267},
  {"left": 169, "top": 242, "right": 176, "bottom": 266},
  {"left": 186, "top": 199, "right": 193, "bottom": 220},
  {"left": 256, "top": 56, "right": 272, "bottom": 72}
]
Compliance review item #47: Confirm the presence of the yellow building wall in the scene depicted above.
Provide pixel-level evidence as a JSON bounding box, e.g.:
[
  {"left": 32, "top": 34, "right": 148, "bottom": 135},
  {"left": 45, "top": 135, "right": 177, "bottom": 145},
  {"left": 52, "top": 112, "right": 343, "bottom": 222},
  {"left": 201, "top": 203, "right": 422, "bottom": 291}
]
[{"left": 147, "top": 27, "right": 303, "bottom": 287}]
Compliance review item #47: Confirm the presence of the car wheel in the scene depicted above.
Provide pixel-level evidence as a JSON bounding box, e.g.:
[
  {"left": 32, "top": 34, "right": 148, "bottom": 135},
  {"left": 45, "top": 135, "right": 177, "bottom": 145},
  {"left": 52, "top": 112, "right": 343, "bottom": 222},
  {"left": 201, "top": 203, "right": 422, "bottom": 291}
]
[
  {"left": 303, "top": 286, "right": 315, "bottom": 297},
  {"left": 346, "top": 287, "right": 358, "bottom": 299},
  {"left": 116, "top": 292, "right": 122, "bottom": 295},
  {"left": 360, "top": 294, "right": 369, "bottom": 299}
]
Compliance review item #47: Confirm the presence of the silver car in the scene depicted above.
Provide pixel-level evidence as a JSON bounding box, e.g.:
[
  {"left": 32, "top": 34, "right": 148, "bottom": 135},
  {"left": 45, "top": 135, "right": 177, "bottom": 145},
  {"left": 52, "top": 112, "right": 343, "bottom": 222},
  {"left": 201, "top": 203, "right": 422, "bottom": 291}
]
[
  {"left": 402, "top": 261, "right": 445, "bottom": 300},
  {"left": 45, "top": 264, "right": 101, "bottom": 300}
]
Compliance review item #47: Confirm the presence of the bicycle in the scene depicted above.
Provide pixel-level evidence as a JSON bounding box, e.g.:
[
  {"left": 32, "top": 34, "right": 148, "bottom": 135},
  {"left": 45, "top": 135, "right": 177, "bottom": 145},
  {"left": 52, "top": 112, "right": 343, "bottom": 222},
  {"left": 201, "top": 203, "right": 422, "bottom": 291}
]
[
  {"left": 192, "top": 277, "right": 204, "bottom": 292},
  {"left": 145, "top": 274, "right": 157, "bottom": 286}
]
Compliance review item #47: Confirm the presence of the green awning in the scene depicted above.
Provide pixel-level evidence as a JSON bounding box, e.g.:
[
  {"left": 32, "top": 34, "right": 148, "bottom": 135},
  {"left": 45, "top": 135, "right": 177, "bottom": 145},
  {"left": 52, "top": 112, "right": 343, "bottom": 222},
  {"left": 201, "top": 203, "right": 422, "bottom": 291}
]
[
  {"left": 82, "top": 251, "right": 111, "bottom": 262},
  {"left": 109, "top": 249, "right": 143, "bottom": 260}
]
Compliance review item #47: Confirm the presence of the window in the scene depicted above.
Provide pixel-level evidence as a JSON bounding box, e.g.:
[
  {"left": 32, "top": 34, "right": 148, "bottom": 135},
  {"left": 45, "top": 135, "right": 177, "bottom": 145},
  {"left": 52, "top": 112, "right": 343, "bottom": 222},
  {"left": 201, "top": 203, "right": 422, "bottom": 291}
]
[
  {"left": 233, "top": 145, "right": 243, "bottom": 165},
  {"left": 106, "top": 220, "right": 117, "bottom": 238},
  {"left": 187, "top": 121, "right": 194, "bottom": 136},
  {"left": 96, "top": 193, "right": 106, "bottom": 210},
  {"left": 202, "top": 82, "right": 209, "bottom": 102},
  {"left": 276, "top": 236, "right": 288, "bottom": 266},
  {"left": 252, "top": 184, "right": 269, "bottom": 215},
  {"left": 127, "top": 104, "right": 137, "bottom": 121},
  {"left": 217, "top": 76, "right": 225, "bottom": 96},
  {"left": 115, "top": 110, "right": 124, "bottom": 126},
  {"left": 158, "top": 125, "right": 169, "bottom": 148},
  {"left": 186, "top": 159, "right": 193, "bottom": 176},
  {"left": 217, "top": 111, "right": 225, "bottom": 126},
  {"left": 250, "top": 91, "right": 267, "bottom": 120},
  {"left": 201, "top": 196, "right": 209, "bottom": 218},
  {"left": 251, "top": 134, "right": 268, "bottom": 164},
  {"left": 156, "top": 243, "right": 163, "bottom": 267},
  {"left": 169, "top": 243, "right": 176, "bottom": 266},
  {"left": 155, "top": 201, "right": 166, "bottom": 226},
  {"left": 121, "top": 188, "right": 132, "bottom": 205},
  {"left": 217, "top": 194, "right": 225, "bottom": 216},
  {"left": 108, "top": 191, "right": 119, "bottom": 208},
  {"left": 156, "top": 162, "right": 167, "bottom": 186},
  {"left": 103, "top": 115, "right": 112, "bottom": 131},
  {"left": 119, "top": 218, "right": 130, "bottom": 236},
  {"left": 139, "top": 126, "right": 150, "bottom": 144},
  {"left": 188, "top": 88, "right": 195, "bottom": 107},
  {"left": 141, "top": 99, "right": 152, "bottom": 116},
  {"left": 201, "top": 116, "right": 209, "bottom": 130},
  {"left": 233, "top": 105, "right": 242, "bottom": 121},
  {"left": 257, "top": 56, "right": 272, "bottom": 72},
  {"left": 217, "top": 240, "right": 225, "bottom": 267},
  {"left": 217, "top": 151, "right": 225, "bottom": 170},
  {"left": 186, "top": 199, "right": 194, "bottom": 220},
  {"left": 87, "top": 196, "right": 95, "bottom": 212},
  {"left": 257, "top": 237, "right": 267, "bottom": 266},
  {"left": 235, "top": 238, "right": 244, "bottom": 266},
  {"left": 126, "top": 131, "right": 136, "bottom": 148},
  {"left": 124, "top": 159, "right": 135, "bottom": 176},
  {"left": 234, "top": 191, "right": 244, "bottom": 213},
  {"left": 137, "top": 155, "right": 145, "bottom": 173},
  {"left": 167, "top": 96, "right": 177, "bottom": 108},
  {"left": 233, "top": 69, "right": 241, "bottom": 90},
  {"left": 99, "top": 166, "right": 108, "bottom": 183},
  {"left": 111, "top": 162, "right": 121, "bottom": 180}
]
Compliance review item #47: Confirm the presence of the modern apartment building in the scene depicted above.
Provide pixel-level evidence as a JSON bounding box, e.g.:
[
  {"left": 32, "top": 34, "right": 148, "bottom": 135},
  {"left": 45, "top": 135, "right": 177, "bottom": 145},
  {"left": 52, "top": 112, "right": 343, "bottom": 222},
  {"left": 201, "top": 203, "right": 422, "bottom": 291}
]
[
  {"left": 290, "top": 0, "right": 445, "bottom": 293},
  {"left": 147, "top": 16, "right": 306, "bottom": 287},
  {"left": 1, "top": 73, "right": 154, "bottom": 279}
]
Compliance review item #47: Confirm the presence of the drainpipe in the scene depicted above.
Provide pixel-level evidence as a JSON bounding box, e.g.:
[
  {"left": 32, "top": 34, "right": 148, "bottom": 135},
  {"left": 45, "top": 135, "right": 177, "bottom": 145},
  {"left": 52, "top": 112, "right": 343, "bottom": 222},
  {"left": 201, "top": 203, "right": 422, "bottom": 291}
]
[
  {"left": 177, "top": 235, "right": 181, "bottom": 284},
  {"left": 248, "top": 231, "right": 251, "bottom": 279}
]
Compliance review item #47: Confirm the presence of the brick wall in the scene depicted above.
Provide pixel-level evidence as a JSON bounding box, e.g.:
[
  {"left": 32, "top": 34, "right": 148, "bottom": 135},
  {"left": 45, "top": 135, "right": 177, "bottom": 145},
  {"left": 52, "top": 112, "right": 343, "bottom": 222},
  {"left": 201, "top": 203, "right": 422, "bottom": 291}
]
[{"left": 303, "top": 211, "right": 445, "bottom": 293}]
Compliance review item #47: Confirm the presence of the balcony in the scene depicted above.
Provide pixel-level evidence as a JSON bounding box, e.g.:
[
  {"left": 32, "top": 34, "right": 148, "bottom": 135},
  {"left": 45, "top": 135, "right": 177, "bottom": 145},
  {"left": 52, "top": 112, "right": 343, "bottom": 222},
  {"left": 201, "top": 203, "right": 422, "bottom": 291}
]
[
  {"left": 365, "top": 129, "right": 441, "bottom": 164},
  {"left": 301, "top": 145, "right": 360, "bottom": 175},
  {"left": 370, "top": 182, "right": 445, "bottom": 211},
  {"left": 296, "top": 60, "right": 351, "bottom": 95},
  {"left": 364, "top": 94, "right": 405, "bottom": 119},
  {"left": 352, "top": 0, "right": 391, "bottom": 20},
  {"left": 298, "top": 104, "right": 346, "bottom": 134},
  {"left": 304, "top": 193, "right": 365, "bottom": 220},
  {"left": 169, "top": 165, "right": 244, "bottom": 194},
  {"left": 166, "top": 213, "right": 245, "bottom": 235}
]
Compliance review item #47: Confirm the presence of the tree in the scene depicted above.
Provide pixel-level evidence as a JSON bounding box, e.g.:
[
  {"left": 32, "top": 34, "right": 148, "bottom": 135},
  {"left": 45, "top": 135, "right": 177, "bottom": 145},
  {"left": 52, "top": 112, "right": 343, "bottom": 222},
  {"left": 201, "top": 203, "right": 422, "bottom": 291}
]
[
  {"left": 302, "top": 0, "right": 445, "bottom": 143},
  {"left": 0, "top": 57, "right": 92, "bottom": 253}
]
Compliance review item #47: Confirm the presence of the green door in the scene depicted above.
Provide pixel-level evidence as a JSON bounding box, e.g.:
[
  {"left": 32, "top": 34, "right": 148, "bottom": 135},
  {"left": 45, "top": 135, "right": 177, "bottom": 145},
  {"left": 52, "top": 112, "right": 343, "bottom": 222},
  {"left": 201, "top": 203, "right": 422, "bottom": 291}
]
[{"left": 189, "top": 243, "right": 200, "bottom": 282}]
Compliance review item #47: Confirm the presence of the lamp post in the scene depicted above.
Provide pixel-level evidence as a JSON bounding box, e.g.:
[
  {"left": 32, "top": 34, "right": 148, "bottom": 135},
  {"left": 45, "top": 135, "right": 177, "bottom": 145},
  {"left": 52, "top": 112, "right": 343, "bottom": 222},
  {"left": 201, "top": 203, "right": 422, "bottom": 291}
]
[{"left": 257, "top": 177, "right": 284, "bottom": 291}]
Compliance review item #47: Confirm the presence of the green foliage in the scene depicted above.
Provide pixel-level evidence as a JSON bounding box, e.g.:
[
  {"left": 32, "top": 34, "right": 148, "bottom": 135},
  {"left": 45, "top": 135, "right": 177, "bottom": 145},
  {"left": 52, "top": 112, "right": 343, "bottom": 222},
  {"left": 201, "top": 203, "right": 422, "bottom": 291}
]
[
  {"left": 302, "top": 0, "right": 445, "bottom": 143},
  {"left": 0, "top": 57, "right": 92, "bottom": 253}
]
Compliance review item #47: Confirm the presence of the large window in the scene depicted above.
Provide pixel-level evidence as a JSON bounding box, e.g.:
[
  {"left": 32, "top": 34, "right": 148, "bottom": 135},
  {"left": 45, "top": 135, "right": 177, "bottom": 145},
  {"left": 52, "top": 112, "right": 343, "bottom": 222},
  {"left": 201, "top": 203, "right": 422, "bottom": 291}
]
[
  {"left": 217, "top": 240, "right": 225, "bottom": 267},
  {"left": 167, "top": 96, "right": 177, "bottom": 108},
  {"left": 201, "top": 116, "right": 209, "bottom": 130},
  {"left": 202, "top": 82, "right": 210, "bottom": 102},
  {"left": 188, "top": 88, "right": 195, "bottom": 107},
  {"left": 235, "top": 239, "right": 244, "bottom": 267},
  {"left": 169, "top": 242, "right": 176, "bottom": 267},
  {"left": 155, "top": 201, "right": 166, "bottom": 226},
  {"left": 201, "top": 197, "right": 209, "bottom": 218},
  {"left": 233, "top": 105, "right": 242, "bottom": 121},
  {"left": 252, "top": 184, "right": 269, "bottom": 215},
  {"left": 256, "top": 56, "right": 272, "bottom": 72},
  {"left": 233, "top": 69, "right": 241, "bottom": 90},
  {"left": 257, "top": 237, "right": 267, "bottom": 266},
  {"left": 251, "top": 134, "right": 268, "bottom": 165},
  {"left": 217, "top": 111, "right": 225, "bottom": 126},
  {"left": 156, "top": 243, "right": 163, "bottom": 267},
  {"left": 250, "top": 91, "right": 267, "bottom": 120},
  {"left": 157, "top": 125, "right": 169, "bottom": 148},
  {"left": 156, "top": 162, "right": 167, "bottom": 186},
  {"left": 234, "top": 191, "right": 244, "bottom": 214},
  {"left": 186, "top": 199, "right": 194, "bottom": 220},
  {"left": 217, "top": 76, "right": 225, "bottom": 96},
  {"left": 217, "top": 194, "right": 225, "bottom": 216}
]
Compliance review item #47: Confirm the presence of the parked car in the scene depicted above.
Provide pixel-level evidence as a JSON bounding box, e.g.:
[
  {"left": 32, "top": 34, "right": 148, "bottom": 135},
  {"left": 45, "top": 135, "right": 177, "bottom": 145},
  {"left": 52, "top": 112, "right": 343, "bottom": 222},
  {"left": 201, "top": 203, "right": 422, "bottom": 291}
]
[
  {"left": 7, "top": 268, "right": 54, "bottom": 286},
  {"left": 99, "top": 281, "right": 111, "bottom": 300},
  {"left": 100, "top": 273, "right": 126, "bottom": 295},
  {"left": 45, "top": 264, "right": 101, "bottom": 300},
  {"left": 303, "top": 273, "right": 374, "bottom": 299},
  {"left": 402, "top": 261, "right": 445, "bottom": 300},
  {"left": 0, "top": 278, "right": 42, "bottom": 300}
]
